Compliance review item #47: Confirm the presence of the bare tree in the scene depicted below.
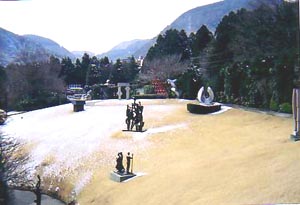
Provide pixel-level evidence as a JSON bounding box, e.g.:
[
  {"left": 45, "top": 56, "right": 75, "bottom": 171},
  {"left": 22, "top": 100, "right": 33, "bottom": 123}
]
[
  {"left": 139, "top": 54, "right": 190, "bottom": 83},
  {"left": 0, "top": 133, "right": 34, "bottom": 204},
  {"left": 5, "top": 58, "right": 65, "bottom": 110}
]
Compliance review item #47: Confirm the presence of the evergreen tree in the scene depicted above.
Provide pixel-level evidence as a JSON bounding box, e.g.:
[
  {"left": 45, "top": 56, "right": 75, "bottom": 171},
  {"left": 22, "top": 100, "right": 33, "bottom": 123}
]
[
  {"left": 191, "top": 25, "right": 213, "bottom": 57},
  {"left": 60, "top": 57, "right": 76, "bottom": 85},
  {"left": 81, "top": 53, "right": 91, "bottom": 86},
  {"left": 122, "top": 56, "right": 139, "bottom": 82},
  {"left": 208, "top": 1, "right": 298, "bottom": 109},
  {"left": 98, "top": 57, "right": 111, "bottom": 84},
  {"left": 145, "top": 29, "right": 190, "bottom": 61}
]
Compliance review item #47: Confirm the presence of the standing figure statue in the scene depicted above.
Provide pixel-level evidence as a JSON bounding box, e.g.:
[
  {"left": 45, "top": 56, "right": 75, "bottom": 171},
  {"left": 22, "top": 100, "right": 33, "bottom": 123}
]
[
  {"left": 126, "top": 105, "right": 133, "bottom": 130},
  {"left": 34, "top": 175, "right": 41, "bottom": 205},
  {"left": 292, "top": 88, "right": 300, "bottom": 141},
  {"left": 115, "top": 152, "right": 125, "bottom": 173},
  {"left": 126, "top": 152, "right": 133, "bottom": 174},
  {"left": 135, "top": 101, "right": 144, "bottom": 131},
  {"left": 131, "top": 98, "right": 138, "bottom": 130}
]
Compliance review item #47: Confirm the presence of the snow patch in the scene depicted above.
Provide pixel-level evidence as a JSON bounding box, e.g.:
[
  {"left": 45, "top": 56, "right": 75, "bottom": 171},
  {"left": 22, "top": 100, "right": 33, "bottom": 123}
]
[
  {"left": 210, "top": 105, "right": 232, "bottom": 115},
  {"left": 74, "top": 172, "right": 93, "bottom": 194},
  {"left": 1, "top": 100, "right": 180, "bottom": 191},
  {"left": 133, "top": 123, "right": 187, "bottom": 140}
]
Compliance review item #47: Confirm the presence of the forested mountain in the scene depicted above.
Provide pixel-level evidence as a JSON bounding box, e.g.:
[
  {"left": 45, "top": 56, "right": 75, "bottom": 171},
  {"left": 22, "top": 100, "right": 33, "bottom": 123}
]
[
  {"left": 24, "top": 35, "right": 74, "bottom": 58},
  {"left": 164, "top": 0, "right": 283, "bottom": 34},
  {"left": 0, "top": 28, "right": 74, "bottom": 66},
  {"left": 143, "top": 0, "right": 299, "bottom": 112},
  {"left": 97, "top": 39, "right": 149, "bottom": 61},
  {"left": 72, "top": 51, "right": 95, "bottom": 59},
  {"left": 105, "top": 0, "right": 282, "bottom": 61}
]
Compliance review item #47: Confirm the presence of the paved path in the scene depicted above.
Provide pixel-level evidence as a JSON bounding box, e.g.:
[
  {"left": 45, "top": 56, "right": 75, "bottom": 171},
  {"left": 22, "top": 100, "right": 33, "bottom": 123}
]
[{"left": 8, "top": 190, "right": 65, "bottom": 205}]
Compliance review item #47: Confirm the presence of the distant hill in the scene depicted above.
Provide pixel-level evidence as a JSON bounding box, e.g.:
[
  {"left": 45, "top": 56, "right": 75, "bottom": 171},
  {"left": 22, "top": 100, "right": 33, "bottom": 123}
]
[
  {"left": 161, "top": 0, "right": 250, "bottom": 34},
  {"left": 96, "top": 39, "right": 149, "bottom": 61},
  {"left": 103, "top": 0, "right": 283, "bottom": 61},
  {"left": 166, "top": 0, "right": 284, "bottom": 33},
  {"left": 0, "top": 28, "right": 74, "bottom": 66},
  {"left": 24, "top": 35, "right": 74, "bottom": 58},
  {"left": 72, "top": 51, "right": 95, "bottom": 59}
]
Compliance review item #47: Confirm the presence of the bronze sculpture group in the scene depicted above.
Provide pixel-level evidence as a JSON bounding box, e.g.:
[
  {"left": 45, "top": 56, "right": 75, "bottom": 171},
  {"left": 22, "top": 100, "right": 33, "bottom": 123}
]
[
  {"left": 115, "top": 152, "right": 134, "bottom": 174},
  {"left": 125, "top": 98, "right": 144, "bottom": 132}
]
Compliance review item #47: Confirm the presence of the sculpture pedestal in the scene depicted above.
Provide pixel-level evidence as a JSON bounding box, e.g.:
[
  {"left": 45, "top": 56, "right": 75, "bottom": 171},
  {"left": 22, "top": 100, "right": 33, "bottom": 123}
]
[
  {"left": 187, "top": 103, "right": 221, "bottom": 114},
  {"left": 291, "top": 133, "right": 300, "bottom": 141},
  {"left": 70, "top": 100, "right": 86, "bottom": 112},
  {"left": 110, "top": 171, "right": 136, "bottom": 182}
]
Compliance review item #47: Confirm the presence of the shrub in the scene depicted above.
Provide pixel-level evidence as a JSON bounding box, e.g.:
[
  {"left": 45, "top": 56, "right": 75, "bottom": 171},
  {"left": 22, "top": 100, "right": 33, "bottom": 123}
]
[
  {"left": 279, "top": 102, "right": 292, "bottom": 113},
  {"left": 143, "top": 85, "right": 155, "bottom": 94},
  {"left": 269, "top": 98, "right": 279, "bottom": 111},
  {"left": 133, "top": 94, "right": 167, "bottom": 99}
]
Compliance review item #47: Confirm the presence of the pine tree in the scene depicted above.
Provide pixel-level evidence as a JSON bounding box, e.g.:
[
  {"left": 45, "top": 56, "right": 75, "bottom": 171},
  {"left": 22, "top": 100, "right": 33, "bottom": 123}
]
[{"left": 191, "top": 25, "right": 213, "bottom": 57}]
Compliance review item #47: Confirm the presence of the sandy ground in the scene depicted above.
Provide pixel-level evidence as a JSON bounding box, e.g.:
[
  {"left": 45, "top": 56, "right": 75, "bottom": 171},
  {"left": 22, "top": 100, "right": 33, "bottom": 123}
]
[
  {"left": 2, "top": 99, "right": 299, "bottom": 205},
  {"left": 79, "top": 100, "right": 299, "bottom": 205}
]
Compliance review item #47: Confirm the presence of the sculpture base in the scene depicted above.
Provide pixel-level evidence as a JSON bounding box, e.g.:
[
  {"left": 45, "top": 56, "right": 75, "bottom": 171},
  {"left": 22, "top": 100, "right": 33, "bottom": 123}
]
[
  {"left": 122, "top": 129, "right": 147, "bottom": 133},
  {"left": 290, "top": 134, "right": 300, "bottom": 141},
  {"left": 70, "top": 100, "right": 86, "bottom": 112},
  {"left": 110, "top": 171, "right": 136, "bottom": 182},
  {"left": 187, "top": 103, "right": 221, "bottom": 114}
]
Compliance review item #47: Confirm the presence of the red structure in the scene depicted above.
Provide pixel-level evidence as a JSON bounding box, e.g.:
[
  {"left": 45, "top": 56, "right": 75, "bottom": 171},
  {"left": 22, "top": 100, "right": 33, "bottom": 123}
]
[{"left": 151, "top": 79, "right": 168, "bottom": 97}]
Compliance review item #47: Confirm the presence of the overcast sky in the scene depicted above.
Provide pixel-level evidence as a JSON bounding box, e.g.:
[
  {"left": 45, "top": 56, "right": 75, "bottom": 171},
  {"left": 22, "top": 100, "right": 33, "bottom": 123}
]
[{"left": 0, "top": 0, "right": 222, "bottom": 54}]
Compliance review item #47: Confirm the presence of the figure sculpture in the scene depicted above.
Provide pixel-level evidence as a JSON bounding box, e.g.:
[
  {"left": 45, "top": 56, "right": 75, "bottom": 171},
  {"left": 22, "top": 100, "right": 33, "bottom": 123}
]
[
  {"left": 34, "top": 175, "right": 41, "bottom": 205},
  {"left": 125, "top": 98, "right": 145, "bottom": 132},
  {"left": 126, "top": 105, "right": 133, "bottom": 130},
  {"left": 115, "top": 152, "right": 125, "bottom": 173},
  {"left": 126, "top": 152, "right": 133, "bottom": 174},
  {"left": 111, "top": 152, "right": 136, "bottom": 182}
]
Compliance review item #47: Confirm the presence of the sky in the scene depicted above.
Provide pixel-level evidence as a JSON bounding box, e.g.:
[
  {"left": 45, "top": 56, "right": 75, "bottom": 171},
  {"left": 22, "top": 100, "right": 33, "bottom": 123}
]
[{"left": 0, "top": 0, "right": 222, "bottom": 54}]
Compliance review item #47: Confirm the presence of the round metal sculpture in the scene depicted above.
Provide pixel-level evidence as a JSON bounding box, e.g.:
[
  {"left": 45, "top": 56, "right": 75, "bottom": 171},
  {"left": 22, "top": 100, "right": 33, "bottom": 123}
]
[
  {"left": 187, "top": 86, "right": 221, "bottom": 114},
  {"left": 197, "top": 86, "right": 214, "bottom": 104}
]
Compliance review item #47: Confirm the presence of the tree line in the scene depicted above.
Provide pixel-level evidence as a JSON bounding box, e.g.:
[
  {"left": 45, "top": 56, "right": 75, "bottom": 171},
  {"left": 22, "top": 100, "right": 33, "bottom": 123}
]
[
  {"left": 0, "top": 54, "right": 140, "bottom": 111},
  {"left": 142, "top": 0, "right": 299, "bottom": 112}
]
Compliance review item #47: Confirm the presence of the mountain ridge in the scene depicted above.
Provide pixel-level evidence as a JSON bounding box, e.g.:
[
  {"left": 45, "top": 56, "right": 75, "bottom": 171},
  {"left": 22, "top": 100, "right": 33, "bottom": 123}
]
[
  {"left": 24, "top": 34, "right": 74, "bottom": 58},
  {"left": 0, "top": 27, "right": 74, "bottom": 66},
  {"left": 96, "top": 39, "right": 149, "bottom": 60},
  {"left": 103, "top": 0, "right": 256, "bottom": 61},
  {"left": 0, "top": 0, "right": 285, "bottom": 65}
]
